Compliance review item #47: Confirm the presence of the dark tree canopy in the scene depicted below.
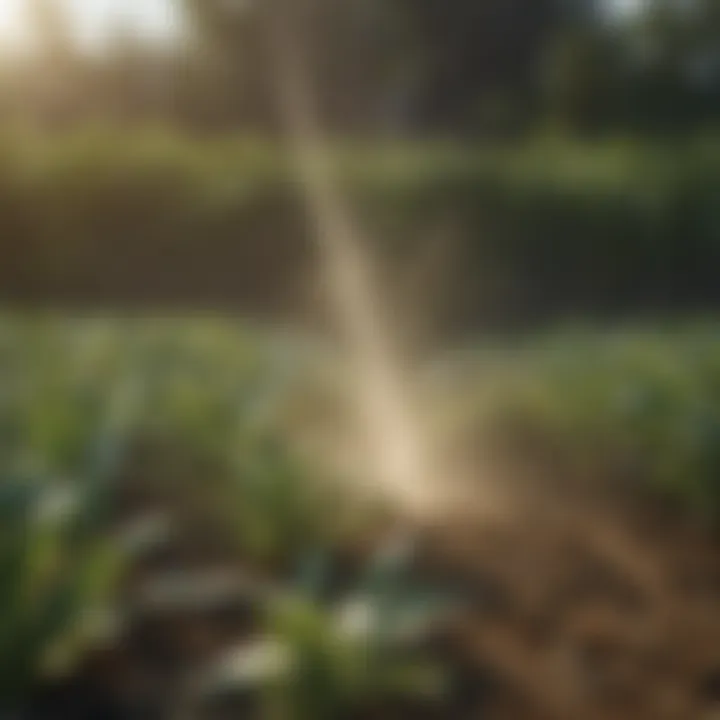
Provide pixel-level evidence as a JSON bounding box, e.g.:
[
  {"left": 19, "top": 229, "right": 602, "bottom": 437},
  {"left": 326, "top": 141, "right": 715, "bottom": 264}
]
[{"left": 0, "top": 0, "right": 716, "bottom": 136}]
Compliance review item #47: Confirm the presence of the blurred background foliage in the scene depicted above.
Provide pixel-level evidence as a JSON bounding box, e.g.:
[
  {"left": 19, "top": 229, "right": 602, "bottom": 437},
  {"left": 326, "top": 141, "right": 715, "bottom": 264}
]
[
  {"left": 0, "top": 0, "right": 718, "bottom": 331},
  {"left": 0, "top": 131, "right": 718, "bottom": 332},
  {"left": 1, "top": 0, "right": 718, "bottom": 137}
]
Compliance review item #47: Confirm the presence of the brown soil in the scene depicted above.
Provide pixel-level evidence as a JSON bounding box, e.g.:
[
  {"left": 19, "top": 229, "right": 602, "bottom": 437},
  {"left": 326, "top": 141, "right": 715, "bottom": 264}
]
[{"left": 420, "top": 483, "right": 720, "bottom": 720}]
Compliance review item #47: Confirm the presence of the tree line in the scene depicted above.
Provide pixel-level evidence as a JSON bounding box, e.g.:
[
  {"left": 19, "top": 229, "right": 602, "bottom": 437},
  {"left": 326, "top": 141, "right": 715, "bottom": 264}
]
[{"left": 0, "top": 0, "right": 718, "bottom": 136}]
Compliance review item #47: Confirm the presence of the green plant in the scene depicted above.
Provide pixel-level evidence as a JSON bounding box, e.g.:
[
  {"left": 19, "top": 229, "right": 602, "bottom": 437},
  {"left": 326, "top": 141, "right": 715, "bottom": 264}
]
[
  {"left": 0, "top": 321, "right": 146, "bottom": 711},
  {"left": 0, "top": 479, "right": 125, "bottom": 710},
  {"left": 204, "top": 539, "right": 452, "bottom": 720},
  {"left": 225, "top": 432, "right": 387, "bottom": 570},
  {"left": 462, "top": 324, "right": 720, "bottom": 523}
]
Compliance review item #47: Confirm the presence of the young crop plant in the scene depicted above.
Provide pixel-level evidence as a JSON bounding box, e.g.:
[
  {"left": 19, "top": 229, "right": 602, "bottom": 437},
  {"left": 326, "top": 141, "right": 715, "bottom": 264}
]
[
  {"left": 0, "top": 479, "right": 125, "bottom": 712},
  {"left": 199, "top": 537, "right": 456, "bottom": 720}
]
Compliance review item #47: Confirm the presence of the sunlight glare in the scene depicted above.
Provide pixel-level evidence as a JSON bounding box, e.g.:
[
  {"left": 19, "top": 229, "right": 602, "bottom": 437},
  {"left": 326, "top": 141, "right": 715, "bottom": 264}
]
[
  {"left": 0, "top": 0, "right": 29, "bottom": 49},
  {"left": 0, "top": 0, "right": 178, "bottom": 51}
]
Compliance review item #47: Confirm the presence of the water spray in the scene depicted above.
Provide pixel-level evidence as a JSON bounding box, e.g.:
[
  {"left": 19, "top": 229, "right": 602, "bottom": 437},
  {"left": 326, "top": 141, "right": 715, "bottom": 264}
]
[{"left": 261, "top": 1, "right": 439, "bottom": 518}]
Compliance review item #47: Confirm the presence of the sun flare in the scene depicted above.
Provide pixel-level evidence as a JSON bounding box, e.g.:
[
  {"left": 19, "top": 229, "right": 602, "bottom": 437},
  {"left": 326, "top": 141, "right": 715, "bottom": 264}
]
[
  {"left": 0, "top": 0, "right": 178, "bottom": 51},
  {"left": 0, "top": 0, "right": 28, "bottom": 47}
]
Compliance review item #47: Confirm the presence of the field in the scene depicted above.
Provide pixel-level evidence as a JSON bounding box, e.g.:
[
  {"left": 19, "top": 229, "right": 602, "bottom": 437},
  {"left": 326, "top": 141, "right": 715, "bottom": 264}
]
[
  {"left": 2, "top": 313, "right": 719, "bottom": 719},
  {"left": 3, "top": 0, "right": 720, "bottom": 716}
]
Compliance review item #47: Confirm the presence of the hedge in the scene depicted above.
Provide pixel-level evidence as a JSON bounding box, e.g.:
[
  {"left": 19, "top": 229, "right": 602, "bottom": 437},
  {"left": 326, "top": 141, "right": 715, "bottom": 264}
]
[{"left": 1, "top": 128, "right": 719, "bottom": 332}]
